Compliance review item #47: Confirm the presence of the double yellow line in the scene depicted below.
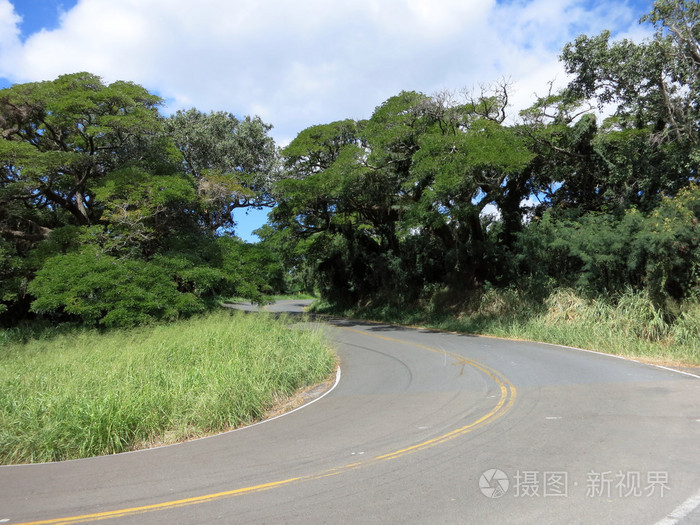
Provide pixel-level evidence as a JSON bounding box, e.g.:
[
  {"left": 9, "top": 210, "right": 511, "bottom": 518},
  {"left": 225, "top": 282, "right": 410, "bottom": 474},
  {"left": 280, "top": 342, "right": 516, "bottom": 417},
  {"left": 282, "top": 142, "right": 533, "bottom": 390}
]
[
  {"left": 341, "top": 327, "right": 517, "bottom": 461},
  {"left": 17, "top": 326, "right": 516, "bottom": 525}
]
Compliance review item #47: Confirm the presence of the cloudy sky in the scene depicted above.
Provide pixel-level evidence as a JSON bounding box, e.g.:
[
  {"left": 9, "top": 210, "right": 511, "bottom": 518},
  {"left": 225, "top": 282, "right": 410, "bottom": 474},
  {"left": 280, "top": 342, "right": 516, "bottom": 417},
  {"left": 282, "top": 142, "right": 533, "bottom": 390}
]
[{"left": 0, "top": 0, "right": 654, "bottom": 240}]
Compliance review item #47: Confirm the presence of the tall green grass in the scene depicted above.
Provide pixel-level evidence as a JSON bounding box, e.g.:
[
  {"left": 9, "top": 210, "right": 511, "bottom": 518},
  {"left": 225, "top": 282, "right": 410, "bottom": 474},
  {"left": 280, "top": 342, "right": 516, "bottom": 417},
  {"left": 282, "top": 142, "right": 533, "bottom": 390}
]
[
  {"left": 472, "top": 289, "right": 700, "bottom": 365},
  {"left": 0, "top": 310, "right": 335, "bottom": 464},
  {"left": 312, "top": 288, "right": 700, "bottom": 366}
]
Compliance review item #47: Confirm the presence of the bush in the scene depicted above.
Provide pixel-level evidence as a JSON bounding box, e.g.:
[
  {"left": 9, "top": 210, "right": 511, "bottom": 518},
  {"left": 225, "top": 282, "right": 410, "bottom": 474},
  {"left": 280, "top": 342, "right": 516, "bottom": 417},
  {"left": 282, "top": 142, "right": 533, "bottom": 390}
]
[
  {"left": 637, "top": 185, "right": 700, "bottom": 303},
  {"left": 518, "top": 184, "right": 700, "bottom": 305},
  {"left": 0, "top": 238, "right": 23, "bottom": 319},
  {"left": 28, "top": 247, "right": 204, "bottom": 328}
]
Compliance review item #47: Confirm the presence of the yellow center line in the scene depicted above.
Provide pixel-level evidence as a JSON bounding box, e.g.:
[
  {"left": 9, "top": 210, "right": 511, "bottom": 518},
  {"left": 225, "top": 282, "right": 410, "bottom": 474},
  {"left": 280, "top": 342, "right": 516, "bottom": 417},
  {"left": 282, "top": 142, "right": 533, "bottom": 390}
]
[
  {"left": 339, "top": 327, "right": 517, "bottom": 460},
  {"left": 16, "top": 325, "right": 517, "bottom": 525}
]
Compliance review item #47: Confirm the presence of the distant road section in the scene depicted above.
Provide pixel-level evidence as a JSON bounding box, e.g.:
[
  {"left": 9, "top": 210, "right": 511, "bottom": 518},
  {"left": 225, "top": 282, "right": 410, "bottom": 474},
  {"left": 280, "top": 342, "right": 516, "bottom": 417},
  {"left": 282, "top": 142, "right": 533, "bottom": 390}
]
[{"left": 1, "top": 300, "right": 698, "bottom": 524}]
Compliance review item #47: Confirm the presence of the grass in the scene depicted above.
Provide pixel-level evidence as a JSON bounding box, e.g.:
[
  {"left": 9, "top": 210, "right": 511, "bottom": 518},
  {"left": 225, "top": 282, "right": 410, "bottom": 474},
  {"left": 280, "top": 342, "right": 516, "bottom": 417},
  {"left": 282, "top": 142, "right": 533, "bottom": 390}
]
[
  {"left": 311, "top": 288, "right": 700, "bottom": 367},
  {"left": 0, "top": 309, "right": 336, "bottom": 464}
]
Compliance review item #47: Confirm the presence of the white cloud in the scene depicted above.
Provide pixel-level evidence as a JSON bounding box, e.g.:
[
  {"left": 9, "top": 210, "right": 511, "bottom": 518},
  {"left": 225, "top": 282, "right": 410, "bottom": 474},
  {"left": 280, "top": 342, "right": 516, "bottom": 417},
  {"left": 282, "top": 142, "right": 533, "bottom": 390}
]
[
  {"left": 0, "top": 0, "right": 650, "bottom": 144},
  {"left": 0, "top": 0, "right": 21, "bottom": 58}
]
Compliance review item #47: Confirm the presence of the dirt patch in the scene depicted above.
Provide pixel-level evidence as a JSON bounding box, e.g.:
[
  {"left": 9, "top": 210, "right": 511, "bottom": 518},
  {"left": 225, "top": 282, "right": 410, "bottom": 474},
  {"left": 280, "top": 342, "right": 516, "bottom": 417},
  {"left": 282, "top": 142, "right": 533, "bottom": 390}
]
[
  {"left": 653, "top": 364, "right": 700, "bottom": 377},
  {"left": 263, "top": 369, "right": 338, "bottom": 420},
  {"left": 630, "top": 357, "right": 700, "bottom": 377}
]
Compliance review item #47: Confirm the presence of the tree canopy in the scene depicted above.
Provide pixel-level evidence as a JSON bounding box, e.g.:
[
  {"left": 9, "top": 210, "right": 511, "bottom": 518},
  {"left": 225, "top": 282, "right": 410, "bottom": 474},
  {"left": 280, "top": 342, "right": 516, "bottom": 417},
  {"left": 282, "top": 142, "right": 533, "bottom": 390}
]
[
  {"left": 1, "top": 0, "right": 697, "bottom": 328},
  {"left": 268, "top": 0, "right": 698, "bottom": 310},
  {"left": 167, "top": 109, "right": 279, "bottom": 234},
  {"left": 0, "top": 73, "right": 282, "bottom": 325}
]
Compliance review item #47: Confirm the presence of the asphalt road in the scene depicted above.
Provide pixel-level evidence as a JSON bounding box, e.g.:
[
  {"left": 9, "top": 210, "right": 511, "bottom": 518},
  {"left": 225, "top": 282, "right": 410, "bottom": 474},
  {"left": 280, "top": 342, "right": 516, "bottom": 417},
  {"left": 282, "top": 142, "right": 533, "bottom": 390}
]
[{"left": 1, "top": 300, "right": 699, "bottom": 524}]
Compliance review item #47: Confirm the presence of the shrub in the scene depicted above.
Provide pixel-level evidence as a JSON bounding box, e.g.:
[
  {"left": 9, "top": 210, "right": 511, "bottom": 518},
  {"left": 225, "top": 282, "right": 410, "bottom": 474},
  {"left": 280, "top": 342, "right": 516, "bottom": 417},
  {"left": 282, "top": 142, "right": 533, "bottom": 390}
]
[
  {"left": 28, "top": 247, "right": 204, "bottom": 328},
  {"left": 518, "top": 184, "right": 700, "bottom": 306}
]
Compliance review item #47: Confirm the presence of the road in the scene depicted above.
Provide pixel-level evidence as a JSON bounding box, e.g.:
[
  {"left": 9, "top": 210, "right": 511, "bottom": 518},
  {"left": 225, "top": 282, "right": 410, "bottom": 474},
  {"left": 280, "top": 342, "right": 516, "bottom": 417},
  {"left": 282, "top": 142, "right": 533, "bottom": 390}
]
[{"left": 1, "top": 300, "right": 699, "bottom": 524}]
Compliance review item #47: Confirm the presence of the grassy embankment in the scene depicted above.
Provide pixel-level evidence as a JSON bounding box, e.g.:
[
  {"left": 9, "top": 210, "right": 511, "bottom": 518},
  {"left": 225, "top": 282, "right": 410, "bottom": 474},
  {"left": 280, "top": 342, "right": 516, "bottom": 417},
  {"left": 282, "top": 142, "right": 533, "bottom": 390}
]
[
  {"left": 0, "top": 309, "right": 335, "bottom": 465},
  {"left": 311, "top": 288, "right": 700, "bottom": 367}
]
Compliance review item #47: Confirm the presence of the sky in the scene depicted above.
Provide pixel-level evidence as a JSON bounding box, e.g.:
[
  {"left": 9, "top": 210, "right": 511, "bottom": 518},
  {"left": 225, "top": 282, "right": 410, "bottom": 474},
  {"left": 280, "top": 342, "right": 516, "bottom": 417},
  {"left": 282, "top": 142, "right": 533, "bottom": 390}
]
[{"left": 0, "top": 0, "right": 655, "bottom": 241}]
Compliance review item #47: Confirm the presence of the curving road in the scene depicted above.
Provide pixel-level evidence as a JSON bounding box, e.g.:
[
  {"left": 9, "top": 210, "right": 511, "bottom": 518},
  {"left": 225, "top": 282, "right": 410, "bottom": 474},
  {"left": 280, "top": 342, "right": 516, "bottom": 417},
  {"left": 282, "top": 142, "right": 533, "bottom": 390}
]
[{"left": 1, "top": 300, "right": 699, "bottom": 524}]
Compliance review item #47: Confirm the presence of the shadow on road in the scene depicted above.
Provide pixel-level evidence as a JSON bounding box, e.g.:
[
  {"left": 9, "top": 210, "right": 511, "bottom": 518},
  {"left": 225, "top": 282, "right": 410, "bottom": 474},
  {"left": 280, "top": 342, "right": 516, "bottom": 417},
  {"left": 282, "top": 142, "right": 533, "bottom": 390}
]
[{"left": 224, "top": 302, "right": 478, "bottom": 339}]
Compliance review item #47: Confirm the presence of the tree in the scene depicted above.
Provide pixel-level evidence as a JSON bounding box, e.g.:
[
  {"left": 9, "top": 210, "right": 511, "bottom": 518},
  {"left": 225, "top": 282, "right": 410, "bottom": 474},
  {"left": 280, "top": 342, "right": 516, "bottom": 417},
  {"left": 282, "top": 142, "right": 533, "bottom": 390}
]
[
  {"left": 560, "top": 0, "right": 698, "bottom": 207},
  {"left": 643, "top": 0, "right": 700, "bottom": 145},
  {"left": 0, "top": 73, "right": 172, "bottom": 321},
  {"left": 0, "top": 72, "right": 163, "bottom": 233},
  {"left": 28, "top": 246, "right": 205, "bottom": 328},
  {"left": 167, "top": 109, "right": 279, "bottom": 234},
  {"left": 271, "top": 119, "right": 374, "bottom": 303},
  {"left": 0, "top": 74, "right": 284, "bottom": 326},
  {"left": 93, "top": 166, "right": 197, "bottom": 258},
  {"left": 516, "top": 183, "right": 700, "bottom": 303},
  {"left": 272, "top": 88, "right": 532, "bottom": 304},
  {"left": 408, "top": 89, "right": 532, "bottom": 285},
  {"left": 218, "top": 237, "right": 285, "bottom": 303}
]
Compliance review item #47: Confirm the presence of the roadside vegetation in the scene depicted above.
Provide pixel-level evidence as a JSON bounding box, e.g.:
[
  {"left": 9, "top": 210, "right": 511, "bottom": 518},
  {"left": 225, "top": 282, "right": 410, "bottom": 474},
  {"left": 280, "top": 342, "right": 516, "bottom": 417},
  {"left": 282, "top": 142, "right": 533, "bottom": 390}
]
[
  {"left": 2, "top": 0, "right": 696, "bottom": 335},
  {"left": 269, "top": 0, "right": 699, "bottom": 368},
  {"left": 0, "top": 0, "right": 697, "bottom": 464},
  {"left": 312, "top": 288, "right": 700, "bottom": 366},
  {"left": 0, "top": 310, "right": 336, "bottom": 464}
]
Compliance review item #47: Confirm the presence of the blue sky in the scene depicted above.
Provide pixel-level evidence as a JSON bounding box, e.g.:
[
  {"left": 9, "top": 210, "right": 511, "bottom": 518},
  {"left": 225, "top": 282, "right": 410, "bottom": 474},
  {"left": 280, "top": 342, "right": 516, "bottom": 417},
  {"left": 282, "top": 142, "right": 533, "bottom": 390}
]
[
  {"left": 12, "top": 0, "right": 79, "bottom": 39},
  {"left": 1, "top": 0, "right": 654, "bottom": 241}
]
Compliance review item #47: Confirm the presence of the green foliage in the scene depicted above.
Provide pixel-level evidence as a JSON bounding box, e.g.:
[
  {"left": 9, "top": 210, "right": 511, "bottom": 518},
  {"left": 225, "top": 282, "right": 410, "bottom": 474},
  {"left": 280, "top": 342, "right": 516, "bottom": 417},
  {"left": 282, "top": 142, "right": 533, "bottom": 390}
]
[
  {"left": 167, "top": 109, "right": 279, "bottom": 233},
  {"left": 94, "top": 166, "right": 198, "bottom": 257},
  {"left": 517, "top": 184, "right": 700, "bottom": 303},
  {"left": 218, "top": 237, "right": 285, "bottom": 304},
  {"left": 0, "top": 73, "right": 284, "bottom": 327},
  {"left": 27, "top": 247, "right": 204, "bottom": 327},
  {"left": 153, "top": 254, "right": 227, "bottom": 298},
  {"left": 24, "top": 228, "right": 289, "bottom": 327},
  {"left": 639, "top": 185, "right": 700, "bottom": 302},
  {"left": 0, "top": 72, "right": 163, "bottom": 227},
  {"left": 517, "top": 211, "right": 644, "bottom": 294},
  {"left": 560, "top": 0, "right": 698, "bottom": 202},
  {"left": 0, "top": 238, "right": 24, "bottom": 318},
  {"left": 0, "top": 310, "right": 336, "bottom": 463},
  {"left": 255, "top": 224, "right": 318, "bottom": 295},
  {"left": 3, "top": 0, "right": 699, "bottom": 331},
  {"left": 274, "top": 86, "right": 535, "bottom": 305},
  {"left": 283, "top": 119, "right": 360, "bottom": 176}
]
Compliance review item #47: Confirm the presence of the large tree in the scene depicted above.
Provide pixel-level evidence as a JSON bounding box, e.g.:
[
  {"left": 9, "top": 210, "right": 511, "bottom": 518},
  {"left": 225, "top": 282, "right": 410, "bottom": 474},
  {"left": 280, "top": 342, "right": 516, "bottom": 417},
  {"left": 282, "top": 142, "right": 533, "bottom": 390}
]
[
  {"left": 272, "top": 87, "right": 532, "bottom": 303},
  {"left": 559, "top": 0, "right": 698, "bottom": 210},
  {"left": 0, "top": 74, "right": 285, "bottom": 326},
  {"left": 167, "top": 109, "right": 279, "bottom": 234},
  {"left": 0, "top": 73, "right": 169, "bottom": 321},
  {"left": 0, "top": 72, "right": 163, "bottom": 237}
]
